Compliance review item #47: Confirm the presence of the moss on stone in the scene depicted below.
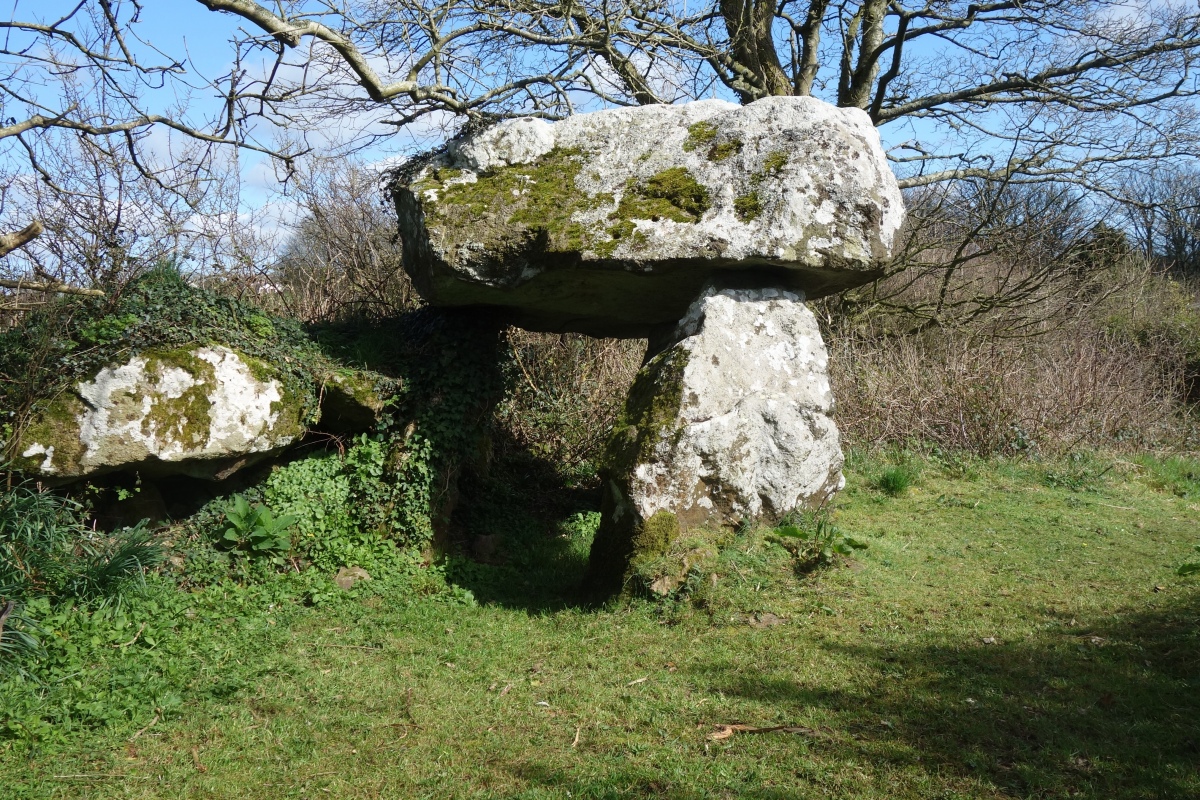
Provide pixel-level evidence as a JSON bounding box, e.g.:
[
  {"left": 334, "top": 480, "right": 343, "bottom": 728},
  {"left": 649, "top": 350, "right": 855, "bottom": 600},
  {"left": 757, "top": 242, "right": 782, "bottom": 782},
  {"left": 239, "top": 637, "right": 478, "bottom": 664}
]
[
  {"left": 141, "top": 349, "right": 217, "bottom": 449},
  {"left": 601, "top": 344, "right": 690, "bottom": 480},
  {"left": 585, "top": 344, "right": 692, "bottom": 596},
  {"left": 762, "top": 150, "right": 789, "bottom": 175},
  {"left": 734, "top": 191, "right": 763, "bottom": 222},
  {"left": 13, "top": 393, "right": 87, "bottom": 475},
  {"left": 632, "top": 510, "right": 679, "bottom": 560},
  {"left": 708, "top": 139, "right": 742, "bottom": 162},
  {"left": 611, "top": 167, "right": 710, "bottom": 226},
  {"left": 683, "top": 121, "right": 740, "bottom": 162},
  {"left": 683, "top": 121, "right": 719, "bottom": 152},
  {"left": 419, "top": 148, "right": 601, "bottom": 253}
]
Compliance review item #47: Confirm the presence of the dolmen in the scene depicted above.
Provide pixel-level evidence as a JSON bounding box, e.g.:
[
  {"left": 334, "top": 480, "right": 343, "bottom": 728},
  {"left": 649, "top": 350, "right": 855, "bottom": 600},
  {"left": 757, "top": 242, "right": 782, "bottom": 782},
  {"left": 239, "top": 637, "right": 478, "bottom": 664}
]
[{"left": 392, "top": 96, "right": 905, "bottom": 594}]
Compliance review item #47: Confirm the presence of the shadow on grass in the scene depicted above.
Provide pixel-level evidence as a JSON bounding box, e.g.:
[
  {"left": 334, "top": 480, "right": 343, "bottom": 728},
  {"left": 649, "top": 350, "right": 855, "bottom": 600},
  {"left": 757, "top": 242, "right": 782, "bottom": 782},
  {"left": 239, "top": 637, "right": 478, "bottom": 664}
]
[
  {"left": 690, "top": 595, "right": 1200, "bottom": 799},
  {"left": 444, "top": 436, "right": 602, "bottom": 613},
  {"left": 505, "top": 764, "right": 805, "bottom": 800}
]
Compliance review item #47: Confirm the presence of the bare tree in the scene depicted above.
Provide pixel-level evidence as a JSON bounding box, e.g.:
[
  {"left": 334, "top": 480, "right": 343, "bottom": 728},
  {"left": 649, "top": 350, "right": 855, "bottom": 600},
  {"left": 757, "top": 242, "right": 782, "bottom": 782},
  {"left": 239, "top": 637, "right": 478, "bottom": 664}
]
[
  {"left": 6, "top": 2, "right": 1199, "bottom": 196},
  {"left": 5, "top": 1, "right": 1200, "bottom": 327},
  {"left": 825, "top": 178, "right": 1136, "bottom": 333},
  {"left": 270, "top": 159, "right": 418, "bottom": 321},
  {"left": 0, "top": 121, "right": 271, "bottom": 297},
  {"left": 184, "top": 0, "right": 1200, "bottom": 189},
  {"left": 1120, "top": 166, "right": 1200, "bottom": 275},
  {"left": 1, "top": 1, "right": 298, "bottom": 170}
]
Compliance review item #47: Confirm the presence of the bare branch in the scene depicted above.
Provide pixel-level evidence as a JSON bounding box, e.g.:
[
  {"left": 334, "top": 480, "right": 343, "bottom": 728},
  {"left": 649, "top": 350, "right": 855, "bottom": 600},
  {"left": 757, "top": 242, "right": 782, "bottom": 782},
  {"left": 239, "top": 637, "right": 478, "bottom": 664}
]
[{"left": 0, "top": 221, "right": 45, "bottom": 259}]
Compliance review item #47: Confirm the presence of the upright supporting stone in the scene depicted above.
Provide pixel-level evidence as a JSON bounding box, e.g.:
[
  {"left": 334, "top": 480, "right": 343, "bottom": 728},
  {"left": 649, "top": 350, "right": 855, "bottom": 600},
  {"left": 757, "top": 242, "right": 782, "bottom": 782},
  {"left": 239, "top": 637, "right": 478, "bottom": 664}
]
[{"left": 586, "top": 286, "right": 843, "bottom": 596}]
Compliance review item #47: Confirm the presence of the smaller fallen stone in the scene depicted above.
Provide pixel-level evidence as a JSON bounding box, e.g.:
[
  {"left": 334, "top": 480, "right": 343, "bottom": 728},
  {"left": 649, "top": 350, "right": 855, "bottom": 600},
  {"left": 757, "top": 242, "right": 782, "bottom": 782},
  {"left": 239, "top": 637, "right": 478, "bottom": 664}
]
[{"left": 334, "top": 566, "right": 372, "bottom": 590}]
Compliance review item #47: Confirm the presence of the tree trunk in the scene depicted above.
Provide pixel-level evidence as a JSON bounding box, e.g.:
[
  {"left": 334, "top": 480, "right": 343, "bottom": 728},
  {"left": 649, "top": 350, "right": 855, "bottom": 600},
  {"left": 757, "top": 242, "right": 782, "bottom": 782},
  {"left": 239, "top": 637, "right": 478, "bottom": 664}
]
[{"left": 719, "top": 0, "right": 793, "bottom": 102}]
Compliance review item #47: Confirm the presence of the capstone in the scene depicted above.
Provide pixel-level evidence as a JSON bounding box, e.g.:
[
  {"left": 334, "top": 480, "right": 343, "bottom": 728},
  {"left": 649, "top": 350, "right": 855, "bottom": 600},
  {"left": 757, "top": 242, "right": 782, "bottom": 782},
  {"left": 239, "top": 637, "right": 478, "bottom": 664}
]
[{"left": 393, "top": 96, "right": 904, "bottom": 337}]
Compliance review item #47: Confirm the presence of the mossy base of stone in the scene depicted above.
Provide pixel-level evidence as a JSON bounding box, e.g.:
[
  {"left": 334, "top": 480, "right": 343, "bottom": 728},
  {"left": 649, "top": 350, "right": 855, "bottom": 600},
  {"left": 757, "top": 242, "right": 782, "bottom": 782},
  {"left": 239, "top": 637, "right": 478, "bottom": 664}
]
[{"left": 584, "top": 493, "right": 681, "bottom": 598}]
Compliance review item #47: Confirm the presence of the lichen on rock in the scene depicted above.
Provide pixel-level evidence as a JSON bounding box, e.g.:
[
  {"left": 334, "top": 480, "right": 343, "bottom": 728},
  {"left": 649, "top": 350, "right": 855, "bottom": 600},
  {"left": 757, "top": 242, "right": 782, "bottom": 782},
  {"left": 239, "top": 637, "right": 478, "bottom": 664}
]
[{"left": 14, "top": 345, "right": 306, "bottom": 480}]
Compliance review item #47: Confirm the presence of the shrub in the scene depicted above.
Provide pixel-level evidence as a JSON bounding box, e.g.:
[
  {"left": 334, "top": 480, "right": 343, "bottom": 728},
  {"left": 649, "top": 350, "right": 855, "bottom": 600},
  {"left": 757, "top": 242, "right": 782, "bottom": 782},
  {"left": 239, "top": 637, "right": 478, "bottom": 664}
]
[
  {"left": 828, "top": 321, "right": 1191, "bottom": 456},
  {"left": 496, "top": 329, "right": 642, "bottom": 478}
]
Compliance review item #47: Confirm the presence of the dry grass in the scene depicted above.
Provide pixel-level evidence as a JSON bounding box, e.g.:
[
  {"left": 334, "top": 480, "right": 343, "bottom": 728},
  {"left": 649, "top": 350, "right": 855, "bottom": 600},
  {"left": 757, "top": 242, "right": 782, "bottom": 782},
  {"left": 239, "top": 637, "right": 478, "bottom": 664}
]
[{"left": 829, "top": 325, "right": 1189, "bottom": 455}]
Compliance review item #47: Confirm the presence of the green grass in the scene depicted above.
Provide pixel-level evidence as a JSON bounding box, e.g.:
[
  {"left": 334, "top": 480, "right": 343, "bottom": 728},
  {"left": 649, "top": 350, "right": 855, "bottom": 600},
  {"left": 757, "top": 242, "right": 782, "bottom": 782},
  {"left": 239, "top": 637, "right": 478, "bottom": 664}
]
[{"left": 2, "top": 455, "right": 1199, "bottom": 799}]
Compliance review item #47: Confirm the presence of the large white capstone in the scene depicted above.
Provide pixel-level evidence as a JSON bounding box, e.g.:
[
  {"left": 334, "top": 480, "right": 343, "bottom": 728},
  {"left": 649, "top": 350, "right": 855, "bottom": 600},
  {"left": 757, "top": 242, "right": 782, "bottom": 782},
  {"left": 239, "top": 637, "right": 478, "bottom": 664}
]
[
  {"left": 393, "top": 96, "right": 904, "bottom": 337},
  {"left": 586, "top": 286, "right": 844, "bottom": 592},
  {"left": 15, "top": 345, "right": 305, "bottom": 480}
]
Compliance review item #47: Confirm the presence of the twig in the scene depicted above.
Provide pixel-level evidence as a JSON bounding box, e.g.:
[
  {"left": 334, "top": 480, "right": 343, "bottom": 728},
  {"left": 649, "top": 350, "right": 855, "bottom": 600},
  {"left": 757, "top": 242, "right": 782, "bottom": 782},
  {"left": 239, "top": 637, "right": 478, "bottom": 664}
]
[
  {"left": 403, "top": 687, "right": 421, "bottom": 728},
  {"left": 707, "top": 723, "right": 821, "bottom": 741},
  {"left": 113, "top": 623, "right": 146, "bottom": 648},
  {"left": 571, "top": 725, "right": 581, "bottom": 748},
  {"left": 129, "top": 712, "right": 160, "bottom": 741}
]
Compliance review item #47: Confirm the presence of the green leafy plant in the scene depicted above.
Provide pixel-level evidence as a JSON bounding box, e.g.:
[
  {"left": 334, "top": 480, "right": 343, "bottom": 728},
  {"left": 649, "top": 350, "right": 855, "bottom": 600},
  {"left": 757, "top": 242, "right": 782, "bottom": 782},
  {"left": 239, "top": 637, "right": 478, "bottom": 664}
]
[
  {"left": 1178, "top": 546, "right": 1200, "bottom": 576},
  {"left": 770, "top": 512, "right": 867, "bottom": 571},
  {"left": 220, "top": 495, "right": 296, "bottom": 564}
]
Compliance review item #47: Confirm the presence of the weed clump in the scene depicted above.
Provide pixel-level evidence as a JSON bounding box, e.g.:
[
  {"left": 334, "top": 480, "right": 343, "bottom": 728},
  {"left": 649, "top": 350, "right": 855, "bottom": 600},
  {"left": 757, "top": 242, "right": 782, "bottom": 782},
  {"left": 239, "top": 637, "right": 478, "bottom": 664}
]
[
  {"left": 770, "top": 511, "right": 867, "bottom": 571},
  {"left": 875, "top": 464, "right": 919, "bottom": 496},
  {"left": 1, "top": 479, "right": 162, "bottom": 672}
]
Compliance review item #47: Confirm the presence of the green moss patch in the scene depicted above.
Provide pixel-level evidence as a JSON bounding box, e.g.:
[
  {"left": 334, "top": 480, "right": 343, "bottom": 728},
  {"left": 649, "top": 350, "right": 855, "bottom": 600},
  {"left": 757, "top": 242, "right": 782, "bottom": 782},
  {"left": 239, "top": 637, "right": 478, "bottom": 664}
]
[
  {"left": 612, "top": 168, "right": 710, "bottom": 226},
  {"left": 683, "top": 122, "right": 741, "bottom": 162},
  {"left": 586, "top": 345, "right": 692, "bottom": 595},
  {"left": 12, "top": 393, "right": 87, "bottom": 474},
  {"left": 142, "top": 349, "right": 218, "bottom": 448},
  {"left": 761, "top": 150, "right": 789, "bottom": 175},
  {"left": 734, "top": 192, "right": 763, "bottom": 222},
  {"left": 683, "top": 121, "right": 719, "bottom": 152},
  {"left": 709, "top": 140, "right": 742, "bottom": 162},
  {"left": 417, "top": 148, "right": 607, "bottom": 256}
]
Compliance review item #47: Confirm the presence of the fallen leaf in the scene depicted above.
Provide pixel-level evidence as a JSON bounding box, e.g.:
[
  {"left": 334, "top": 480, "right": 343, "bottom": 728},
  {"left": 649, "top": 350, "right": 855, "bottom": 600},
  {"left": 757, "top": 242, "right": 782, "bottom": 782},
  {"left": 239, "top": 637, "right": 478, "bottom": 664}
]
[{"left": 500, "top": 683, "right": 513, "bottom": 697}]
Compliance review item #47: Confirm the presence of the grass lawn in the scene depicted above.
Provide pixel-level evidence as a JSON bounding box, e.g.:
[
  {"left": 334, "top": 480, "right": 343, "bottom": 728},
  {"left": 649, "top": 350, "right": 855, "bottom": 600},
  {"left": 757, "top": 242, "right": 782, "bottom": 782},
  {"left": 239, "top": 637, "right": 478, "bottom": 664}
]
[{"left": 2, "top": 454, "right": 1198, "bottom": 799}]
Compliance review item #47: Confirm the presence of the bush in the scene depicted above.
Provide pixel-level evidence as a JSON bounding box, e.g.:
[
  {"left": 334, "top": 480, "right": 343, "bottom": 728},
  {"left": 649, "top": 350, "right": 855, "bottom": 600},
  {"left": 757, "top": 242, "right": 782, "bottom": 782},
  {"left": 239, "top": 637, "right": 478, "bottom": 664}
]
[
  {"left": 828, "top": 321, "right": 1192, "bottom": 456},
  {"left": 496, "top": 329, "right": 643, "bottom": 478}
]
